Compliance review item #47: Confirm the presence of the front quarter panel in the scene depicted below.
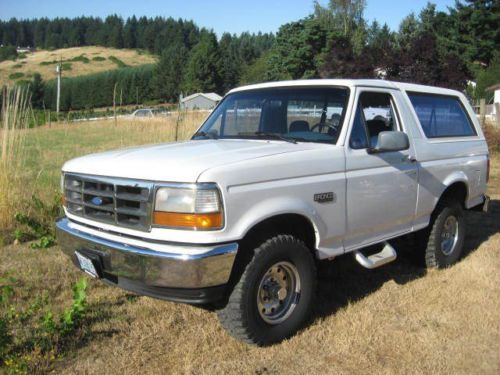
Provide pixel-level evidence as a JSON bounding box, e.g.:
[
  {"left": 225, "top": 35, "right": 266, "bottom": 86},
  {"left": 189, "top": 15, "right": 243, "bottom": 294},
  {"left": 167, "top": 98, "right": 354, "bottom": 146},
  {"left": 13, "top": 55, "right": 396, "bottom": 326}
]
[{"left": 198, "top": 144, "right": 347, "bottom": 259}]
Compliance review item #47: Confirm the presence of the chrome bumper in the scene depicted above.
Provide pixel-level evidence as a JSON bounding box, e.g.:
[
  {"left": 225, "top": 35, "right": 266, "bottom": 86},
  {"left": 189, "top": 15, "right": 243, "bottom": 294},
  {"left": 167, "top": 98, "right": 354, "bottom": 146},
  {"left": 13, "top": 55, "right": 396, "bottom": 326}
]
[{"left": 56, "top": 217, "right": 238, "bottom": 290}]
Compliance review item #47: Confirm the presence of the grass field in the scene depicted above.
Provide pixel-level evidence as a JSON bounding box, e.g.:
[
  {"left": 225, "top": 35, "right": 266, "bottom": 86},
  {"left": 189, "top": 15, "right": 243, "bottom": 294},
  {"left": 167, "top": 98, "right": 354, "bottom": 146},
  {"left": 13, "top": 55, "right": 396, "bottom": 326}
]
[
  {"left": 0, "top": 46, "right": 157, "bottom": 86},
  {"left": 0, "top": 115, "right": 499, "bottom": 374}
]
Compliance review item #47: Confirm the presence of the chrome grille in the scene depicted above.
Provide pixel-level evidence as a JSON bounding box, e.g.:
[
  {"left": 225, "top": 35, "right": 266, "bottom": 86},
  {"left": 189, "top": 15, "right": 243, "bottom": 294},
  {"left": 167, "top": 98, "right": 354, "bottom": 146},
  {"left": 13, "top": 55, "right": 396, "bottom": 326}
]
[{"left": 64, "top": 174, "right": 153, "bottom": 231}]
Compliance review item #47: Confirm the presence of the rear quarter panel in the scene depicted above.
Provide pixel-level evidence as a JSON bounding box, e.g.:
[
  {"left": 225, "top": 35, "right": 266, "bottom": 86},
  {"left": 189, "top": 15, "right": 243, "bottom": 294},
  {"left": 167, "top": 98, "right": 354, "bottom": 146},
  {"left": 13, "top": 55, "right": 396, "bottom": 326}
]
[{"left": 400, "top": 90, "right": 489, "bottom": 230}]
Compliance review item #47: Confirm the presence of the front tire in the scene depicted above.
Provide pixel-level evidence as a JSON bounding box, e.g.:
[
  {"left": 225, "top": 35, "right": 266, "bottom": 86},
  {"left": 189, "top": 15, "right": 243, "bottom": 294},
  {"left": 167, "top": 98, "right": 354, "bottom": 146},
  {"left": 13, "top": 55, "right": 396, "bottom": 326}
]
[
  {"left": 217, "top": 235, "right": 316, "bottom": 346},
  {"left": 418, "top": 198, "right": 465, "bottom": 268}
]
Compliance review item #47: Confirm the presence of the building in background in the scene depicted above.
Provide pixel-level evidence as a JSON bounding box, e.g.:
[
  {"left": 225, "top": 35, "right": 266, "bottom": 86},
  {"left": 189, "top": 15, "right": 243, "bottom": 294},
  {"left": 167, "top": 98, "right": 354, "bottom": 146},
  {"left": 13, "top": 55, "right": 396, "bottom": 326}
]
[{"left": 180, "top": 92, "right": 222, "bottom": 110}]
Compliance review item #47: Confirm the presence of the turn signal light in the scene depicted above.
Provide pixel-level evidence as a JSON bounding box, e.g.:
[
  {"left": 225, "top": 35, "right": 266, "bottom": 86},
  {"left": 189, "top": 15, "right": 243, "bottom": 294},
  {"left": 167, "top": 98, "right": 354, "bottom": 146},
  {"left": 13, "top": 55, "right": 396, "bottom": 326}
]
[{"left": 153, "top": 211, "right": 223, "bottom": 230}]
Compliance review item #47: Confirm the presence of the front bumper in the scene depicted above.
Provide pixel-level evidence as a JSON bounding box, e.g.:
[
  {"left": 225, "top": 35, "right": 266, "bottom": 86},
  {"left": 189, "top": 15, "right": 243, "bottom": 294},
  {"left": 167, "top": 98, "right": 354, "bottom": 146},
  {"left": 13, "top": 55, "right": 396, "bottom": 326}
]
[{"left": 56, "top": 217, "right": 238, "bottom": 304}]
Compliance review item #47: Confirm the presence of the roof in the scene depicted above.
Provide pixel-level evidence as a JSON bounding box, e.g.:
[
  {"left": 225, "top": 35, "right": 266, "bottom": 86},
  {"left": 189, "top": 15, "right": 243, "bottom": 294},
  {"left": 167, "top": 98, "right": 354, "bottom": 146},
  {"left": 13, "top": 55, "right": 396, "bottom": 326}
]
[
  {"left": 181, "top": 92, "right": 222, "bottom": 103},
  {"left": 228, "top": 79, "right": 464, "bottom": 97},
  {"left": 486, "top": 84, "right": 500, "bottom": 92}
]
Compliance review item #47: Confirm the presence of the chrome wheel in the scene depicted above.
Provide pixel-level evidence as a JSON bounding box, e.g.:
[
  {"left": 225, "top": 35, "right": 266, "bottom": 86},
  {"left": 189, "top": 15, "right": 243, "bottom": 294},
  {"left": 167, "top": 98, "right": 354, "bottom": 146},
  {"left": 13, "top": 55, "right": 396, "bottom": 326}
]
[
  {"left": 441, "top": 215, "right": 459, "bottom": 256},
  {"left": 257, "top": 261, "right": 301, "bottom": 325}
]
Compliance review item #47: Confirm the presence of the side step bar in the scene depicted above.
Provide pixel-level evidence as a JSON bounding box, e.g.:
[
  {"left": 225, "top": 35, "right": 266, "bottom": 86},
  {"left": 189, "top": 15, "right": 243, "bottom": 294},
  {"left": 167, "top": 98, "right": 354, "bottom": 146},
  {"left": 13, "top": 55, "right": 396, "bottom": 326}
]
[{"left": 353, "top": 242, "right": 397, "bottom": 269}]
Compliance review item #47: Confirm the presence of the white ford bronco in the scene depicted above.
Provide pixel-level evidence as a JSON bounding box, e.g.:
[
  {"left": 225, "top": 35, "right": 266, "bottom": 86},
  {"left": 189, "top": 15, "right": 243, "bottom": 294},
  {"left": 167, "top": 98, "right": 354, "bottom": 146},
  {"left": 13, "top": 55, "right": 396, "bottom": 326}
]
[{"left": 56, "top": 79, "right": 490, "bottom": 345}]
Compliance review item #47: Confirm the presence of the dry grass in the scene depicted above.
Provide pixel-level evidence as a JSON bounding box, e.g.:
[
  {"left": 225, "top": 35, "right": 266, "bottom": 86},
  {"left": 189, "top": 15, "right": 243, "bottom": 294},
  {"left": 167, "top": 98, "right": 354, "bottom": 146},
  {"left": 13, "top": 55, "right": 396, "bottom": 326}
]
[
  {"left": 0, "top": 87, "right": 30, "bottom": 231},
  {"left": 0, "top": 46, "right": 157, "bottom": 86},
  {"left": 483, "top": 122, "right": 500, "bottom": 154},
  {"left": 0, "top": 115, "right": 499, "bottom": 374}
]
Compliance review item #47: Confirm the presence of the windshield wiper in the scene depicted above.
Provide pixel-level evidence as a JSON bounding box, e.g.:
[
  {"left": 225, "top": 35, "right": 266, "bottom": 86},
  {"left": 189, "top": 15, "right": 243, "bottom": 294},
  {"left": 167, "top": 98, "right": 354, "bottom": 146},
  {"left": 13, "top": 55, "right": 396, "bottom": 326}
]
[
  {"left": 239, "top": 132, "right": 297, "bottom": 144},
  {"left": 192, "top": 131, "right": 218, "bottom": 140}
]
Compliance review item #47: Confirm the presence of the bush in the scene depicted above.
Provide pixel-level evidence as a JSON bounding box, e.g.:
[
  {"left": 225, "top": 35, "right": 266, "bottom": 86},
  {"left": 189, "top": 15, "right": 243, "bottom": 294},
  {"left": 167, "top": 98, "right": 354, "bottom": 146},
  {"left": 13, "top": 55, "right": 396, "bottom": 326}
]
[
  {"left": 61, "top": 62, "right": 72, "bottom": 71},
  {"left": 108, "top": 55, "right": 127, "bottom": 68},
  {"left": 70, "top": 55, "right": 90, "bottom": 64},
  {"left": 91, "top": 56, "right": 106, "bottom": 61},
  {"left": 14, "top": 194, "right": 61, "bottom": 249},
  {"left": 0, "top": 277, "right": 89, "bottom": 373},
  {"left": 483, "top": 124, "right": 500, "bottom": 154},
  {"left": 39, "top": 60, "right": 57, "bottom": 66},
  {"left": 0, "top": 46, "right": 17, "bottom": 62},
  {"left": 8, "top": 72, "right": 24, "bottom": 80}
]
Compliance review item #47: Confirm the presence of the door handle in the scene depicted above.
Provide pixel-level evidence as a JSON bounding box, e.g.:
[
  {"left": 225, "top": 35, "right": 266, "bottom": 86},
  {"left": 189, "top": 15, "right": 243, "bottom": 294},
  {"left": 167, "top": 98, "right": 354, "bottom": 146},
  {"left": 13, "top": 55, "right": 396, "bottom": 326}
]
[{"left": 403, "top": 155, "right": 417, "bottom": 163}]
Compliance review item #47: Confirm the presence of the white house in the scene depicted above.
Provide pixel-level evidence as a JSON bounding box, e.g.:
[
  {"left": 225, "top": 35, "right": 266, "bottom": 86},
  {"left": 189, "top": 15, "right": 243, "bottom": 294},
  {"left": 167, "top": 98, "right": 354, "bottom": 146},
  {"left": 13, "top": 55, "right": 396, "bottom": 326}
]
[
  {"left": 486, "top": 84, "right": 500, "bottom": 114},
  {"left": 180, "top": 92, "right": 222, "bottom": 110}
]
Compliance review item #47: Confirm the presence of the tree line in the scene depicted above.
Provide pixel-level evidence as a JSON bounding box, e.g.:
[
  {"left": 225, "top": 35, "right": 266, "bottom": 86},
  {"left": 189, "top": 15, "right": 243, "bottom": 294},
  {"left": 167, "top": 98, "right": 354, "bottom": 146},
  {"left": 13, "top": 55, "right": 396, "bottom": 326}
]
[
  {"left": 263, "top": 0, "right": 498, "bottom": 96},
  {"left": 1, "top": 0, "right": 498, "bottom": 112}
]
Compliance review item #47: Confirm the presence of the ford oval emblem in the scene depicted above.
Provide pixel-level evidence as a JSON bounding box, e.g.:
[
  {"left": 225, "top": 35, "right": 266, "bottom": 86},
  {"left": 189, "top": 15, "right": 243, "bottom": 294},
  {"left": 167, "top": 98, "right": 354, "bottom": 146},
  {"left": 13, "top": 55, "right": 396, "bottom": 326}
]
[{"left": 91, "top": 197, "right": 104, "bottom": 206}]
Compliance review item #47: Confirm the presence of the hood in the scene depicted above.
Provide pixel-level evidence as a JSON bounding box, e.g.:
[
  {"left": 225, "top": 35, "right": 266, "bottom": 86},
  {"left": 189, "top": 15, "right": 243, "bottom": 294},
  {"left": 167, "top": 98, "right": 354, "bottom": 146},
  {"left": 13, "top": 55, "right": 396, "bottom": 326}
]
[{"left": 62, "top": 139, "right": 316, "bottom": 182}]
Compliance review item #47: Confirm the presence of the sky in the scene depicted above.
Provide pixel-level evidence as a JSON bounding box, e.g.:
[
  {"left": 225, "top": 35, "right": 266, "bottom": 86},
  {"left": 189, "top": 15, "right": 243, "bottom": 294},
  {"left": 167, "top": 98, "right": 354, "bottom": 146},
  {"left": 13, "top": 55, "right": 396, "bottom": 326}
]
[{"left": 0, "top": 0, "right": 457, "bottom": 36}]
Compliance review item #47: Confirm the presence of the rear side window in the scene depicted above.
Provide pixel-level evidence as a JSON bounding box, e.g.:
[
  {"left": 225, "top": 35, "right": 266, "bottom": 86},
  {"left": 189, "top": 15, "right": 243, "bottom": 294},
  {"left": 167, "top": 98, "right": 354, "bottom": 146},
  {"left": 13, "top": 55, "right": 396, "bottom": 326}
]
[{"left": 407, "top": 93, "right": 476, "bottom": 138}]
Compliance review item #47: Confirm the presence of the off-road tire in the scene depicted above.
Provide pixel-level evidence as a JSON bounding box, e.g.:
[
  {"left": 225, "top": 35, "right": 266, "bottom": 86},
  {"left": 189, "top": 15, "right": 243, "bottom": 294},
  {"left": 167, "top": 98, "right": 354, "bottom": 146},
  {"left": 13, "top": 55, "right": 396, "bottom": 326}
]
[
  {"left": 217, "top": 235, "right": 316, "bottom": 346},
  {"left": 417, "top": 198, "right": 465, "bottom": 268}
]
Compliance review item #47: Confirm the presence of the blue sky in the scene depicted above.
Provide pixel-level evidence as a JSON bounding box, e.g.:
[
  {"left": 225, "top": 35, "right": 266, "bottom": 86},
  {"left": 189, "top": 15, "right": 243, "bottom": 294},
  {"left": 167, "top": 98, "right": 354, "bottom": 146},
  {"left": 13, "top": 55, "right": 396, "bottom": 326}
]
[{"left": 0, "top": 0, "right": 457, "bottom": 36}]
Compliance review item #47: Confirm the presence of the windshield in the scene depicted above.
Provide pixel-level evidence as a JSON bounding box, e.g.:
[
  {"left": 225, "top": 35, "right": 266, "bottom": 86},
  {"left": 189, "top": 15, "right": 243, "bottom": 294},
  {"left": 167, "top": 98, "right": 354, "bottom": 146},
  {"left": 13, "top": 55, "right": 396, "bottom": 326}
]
[{"left": 194, "top": 87, "right": 349, "bottom": 144}]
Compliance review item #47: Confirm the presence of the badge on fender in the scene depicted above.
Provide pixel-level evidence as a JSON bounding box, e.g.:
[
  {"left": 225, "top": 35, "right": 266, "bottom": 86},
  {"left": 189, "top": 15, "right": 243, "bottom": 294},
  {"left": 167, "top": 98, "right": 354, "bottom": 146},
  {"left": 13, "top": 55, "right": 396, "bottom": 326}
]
[{"left": 314, "top": 192, "right": 335, "bottom": 203}]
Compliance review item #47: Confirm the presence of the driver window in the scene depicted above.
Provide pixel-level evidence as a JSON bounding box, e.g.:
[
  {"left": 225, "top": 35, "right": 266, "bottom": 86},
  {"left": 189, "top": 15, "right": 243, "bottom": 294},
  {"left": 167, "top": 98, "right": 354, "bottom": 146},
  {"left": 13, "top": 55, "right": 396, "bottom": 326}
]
[{"left": 349, "top": 91, "right": 400, "bottom": 149}]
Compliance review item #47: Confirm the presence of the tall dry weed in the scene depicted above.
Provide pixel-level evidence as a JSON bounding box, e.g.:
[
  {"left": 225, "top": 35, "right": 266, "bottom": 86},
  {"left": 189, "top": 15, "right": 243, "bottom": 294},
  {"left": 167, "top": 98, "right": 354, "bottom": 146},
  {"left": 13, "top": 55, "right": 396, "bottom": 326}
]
[
  {"left": 0, "top": 86, "right": 31, "bottom": 240},
  {"left": 483, "top": 122, "right": 500, "bottom": 154}
]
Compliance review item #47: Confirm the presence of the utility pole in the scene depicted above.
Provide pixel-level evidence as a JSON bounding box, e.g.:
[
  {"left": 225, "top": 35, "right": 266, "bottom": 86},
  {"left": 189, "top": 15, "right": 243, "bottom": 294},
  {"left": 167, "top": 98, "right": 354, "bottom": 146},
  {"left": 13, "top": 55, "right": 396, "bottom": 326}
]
[{"left": 56, "top": 59, "right": 62, "bottom": 114}]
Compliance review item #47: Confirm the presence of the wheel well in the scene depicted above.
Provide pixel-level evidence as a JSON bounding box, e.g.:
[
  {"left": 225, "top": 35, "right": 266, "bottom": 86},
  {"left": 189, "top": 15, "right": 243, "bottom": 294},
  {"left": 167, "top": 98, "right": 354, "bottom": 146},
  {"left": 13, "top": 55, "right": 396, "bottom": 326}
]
[
  {"left": 222, "top": 214, "right": 317, "bottom": 303},
  {"left": 241, "top": 214, "right": 317, "bottom": 254},
  {"left": 439, "top": 182, "right": 468, "bottom": 208}
]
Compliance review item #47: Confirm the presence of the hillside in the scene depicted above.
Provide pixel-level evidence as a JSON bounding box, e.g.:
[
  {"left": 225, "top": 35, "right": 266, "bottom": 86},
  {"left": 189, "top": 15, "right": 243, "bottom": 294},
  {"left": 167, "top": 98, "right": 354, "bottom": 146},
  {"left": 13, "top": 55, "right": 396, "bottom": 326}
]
[{"left": 0, "top": 46, "right": 157, "bottom": 86}]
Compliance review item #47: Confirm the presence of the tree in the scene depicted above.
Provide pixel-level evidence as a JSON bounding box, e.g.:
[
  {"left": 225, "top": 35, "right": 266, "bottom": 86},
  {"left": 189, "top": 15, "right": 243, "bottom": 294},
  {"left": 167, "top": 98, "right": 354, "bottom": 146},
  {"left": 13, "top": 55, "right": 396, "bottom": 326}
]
[
  {"left": 123, "top": 16, "right": 137, "bottom": 48},
  {"left": 396, "top": 31, "right": 469, "bottom": 90},
  {"left": 219, "top": 33, "right": 242, "bottom": 92},
  {"left": 319, "top": 35, "right": 374, "bottom": 78},
  {"left": 266, "top": 18, "right": 327, "bottom": 80},
  {"left": 153, "top": 44, "right": 188, "bottom": 101},
  {"left": 182, "top": 31, "right": 222, "bottom": 93},
  {"left": 314, "top": 0, "right": 366, "bottom": 36},
  {"left": 454, "top": 0, "right": 500, "bottom": 66},
  {"left": 30, "top": 73, "right": 45, "bottom": 109},
  {"left": 240, "top": 51, "right": 272, "bottom": 85}
]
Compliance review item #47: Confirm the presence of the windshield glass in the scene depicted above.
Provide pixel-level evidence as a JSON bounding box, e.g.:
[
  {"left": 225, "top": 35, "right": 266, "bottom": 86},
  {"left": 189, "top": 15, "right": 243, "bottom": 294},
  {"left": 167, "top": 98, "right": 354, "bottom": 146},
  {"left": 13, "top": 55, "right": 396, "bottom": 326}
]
[{"left": 194, "top": 87, "right": 349, "bottom": 144}]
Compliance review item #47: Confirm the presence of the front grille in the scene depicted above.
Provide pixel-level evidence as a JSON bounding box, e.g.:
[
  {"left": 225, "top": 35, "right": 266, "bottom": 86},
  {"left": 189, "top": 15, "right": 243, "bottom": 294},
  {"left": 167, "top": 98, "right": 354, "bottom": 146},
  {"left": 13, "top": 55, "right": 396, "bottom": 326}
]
[{"left": 64, "top": 174, "right": 153, "bottom": 231}]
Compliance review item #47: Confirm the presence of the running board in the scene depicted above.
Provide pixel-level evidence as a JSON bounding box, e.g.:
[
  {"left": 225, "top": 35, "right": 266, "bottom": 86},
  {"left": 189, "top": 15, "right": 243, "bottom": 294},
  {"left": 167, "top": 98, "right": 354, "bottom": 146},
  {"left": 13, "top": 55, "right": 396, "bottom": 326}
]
[{"left": 353, "top": 242, "right": 397, "bottom": 269}]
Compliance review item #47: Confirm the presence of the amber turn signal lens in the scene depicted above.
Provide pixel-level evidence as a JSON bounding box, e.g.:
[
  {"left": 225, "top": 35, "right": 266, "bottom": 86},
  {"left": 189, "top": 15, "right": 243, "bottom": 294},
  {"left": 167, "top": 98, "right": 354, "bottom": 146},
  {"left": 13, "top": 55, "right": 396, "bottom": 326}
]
[{"left": 153, "top": 211, "right": 223, "bottom": 230}]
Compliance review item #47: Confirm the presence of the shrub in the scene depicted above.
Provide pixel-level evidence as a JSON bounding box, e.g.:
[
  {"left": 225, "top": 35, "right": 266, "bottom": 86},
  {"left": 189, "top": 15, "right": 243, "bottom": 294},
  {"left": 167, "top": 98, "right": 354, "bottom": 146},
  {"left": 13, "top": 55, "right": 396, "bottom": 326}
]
[
  {"left": 70, "top": 55, "right": 90, "bottom": 64},
  {"left": 61, "top": 62, "right": 72, "bottom": 71},
  {"left": 0, "top": 277, "right": 89, "bottom": 372},
  {"left": 91, "top": 56, "right": 106, "bottom": 61},
  {"left": 0, "top": 46, "right": 17, "bottom": 62},
  {"left": 8, "top": 72, "right": 24, "bottom": 80},
  {"left": 108, "top": 55, "right": 127, "bottom": 68},
  {"left": 483, "top": 123, "right": 500, "bottom": 154},
  {"left": 14, "top": 195, "right": 61, "bottom": 249},
  {"left": 39, "top": 60, "right": 57, "bottom": 66}
]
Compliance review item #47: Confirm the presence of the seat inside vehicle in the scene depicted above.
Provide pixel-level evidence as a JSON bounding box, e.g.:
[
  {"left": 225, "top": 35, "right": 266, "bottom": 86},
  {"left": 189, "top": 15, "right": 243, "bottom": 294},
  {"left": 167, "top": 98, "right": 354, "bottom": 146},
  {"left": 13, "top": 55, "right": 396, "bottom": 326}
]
[{"left": 289, "top": 120, "right": 310, "bottom": 132}]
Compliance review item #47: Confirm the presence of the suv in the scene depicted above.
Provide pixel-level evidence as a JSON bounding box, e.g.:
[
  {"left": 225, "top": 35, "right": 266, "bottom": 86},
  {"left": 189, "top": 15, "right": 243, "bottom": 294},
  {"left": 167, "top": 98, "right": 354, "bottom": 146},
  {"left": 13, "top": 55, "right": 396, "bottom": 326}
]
[{"left": 56, "top": 79, "right": 490, "bottom": 345}]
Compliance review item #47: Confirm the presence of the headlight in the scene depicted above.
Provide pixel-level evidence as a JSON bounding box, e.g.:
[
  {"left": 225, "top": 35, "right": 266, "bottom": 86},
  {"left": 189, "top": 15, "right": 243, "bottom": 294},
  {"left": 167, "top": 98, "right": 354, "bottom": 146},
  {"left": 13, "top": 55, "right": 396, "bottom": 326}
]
[{"left": 153, "top": 185, "right": 223, "bottom": 230}]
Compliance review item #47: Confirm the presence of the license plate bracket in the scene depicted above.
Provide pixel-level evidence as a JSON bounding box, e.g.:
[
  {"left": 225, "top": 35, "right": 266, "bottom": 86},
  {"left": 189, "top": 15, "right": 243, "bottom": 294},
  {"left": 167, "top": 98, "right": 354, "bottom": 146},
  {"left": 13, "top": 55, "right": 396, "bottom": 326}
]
[{"left": 75, "top": 251, "right": 101, "bottom": 278}]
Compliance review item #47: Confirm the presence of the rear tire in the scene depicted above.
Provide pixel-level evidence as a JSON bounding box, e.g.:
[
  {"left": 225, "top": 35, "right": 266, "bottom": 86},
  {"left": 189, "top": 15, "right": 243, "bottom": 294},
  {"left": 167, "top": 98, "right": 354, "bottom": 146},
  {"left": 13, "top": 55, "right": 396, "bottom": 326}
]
[
  {"left": 217, "top": 235, "right": 316, "bottom": 346},
  {"left": 417, "top": 198, "right": 465, "bottom": 268}
]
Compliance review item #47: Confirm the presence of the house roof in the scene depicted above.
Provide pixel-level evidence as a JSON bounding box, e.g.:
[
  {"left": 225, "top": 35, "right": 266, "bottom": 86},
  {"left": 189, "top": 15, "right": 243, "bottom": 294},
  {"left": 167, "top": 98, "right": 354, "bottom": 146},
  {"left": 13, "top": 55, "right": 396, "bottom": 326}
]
[
  {"left": 181, "top": 92, "right": 222, "bottom": 103},
  {"left": 486, "top": 84, "right": 500, "bottom": 92}
]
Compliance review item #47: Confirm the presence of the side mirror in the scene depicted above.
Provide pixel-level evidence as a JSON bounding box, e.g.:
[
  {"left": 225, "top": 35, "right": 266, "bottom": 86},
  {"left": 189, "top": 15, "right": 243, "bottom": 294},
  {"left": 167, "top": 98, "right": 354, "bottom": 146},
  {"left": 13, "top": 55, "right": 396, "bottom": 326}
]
[{"left": 368, "top": 131, "right": 410, "bottom": 154}]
